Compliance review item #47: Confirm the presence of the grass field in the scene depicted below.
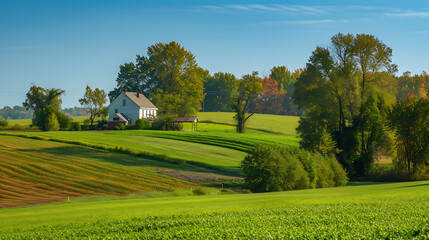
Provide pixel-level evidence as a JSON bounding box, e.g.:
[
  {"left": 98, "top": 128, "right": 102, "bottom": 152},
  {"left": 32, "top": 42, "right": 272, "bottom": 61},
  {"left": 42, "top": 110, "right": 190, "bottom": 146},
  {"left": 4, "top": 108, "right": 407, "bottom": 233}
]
[
  {"left": 197, "top": 112, "right": 299, "bottom": 135},
  {"left": 1, "top": 181, "right": 428, "bottom": 239},
  {"left": 0, "top": 136, "right": 193, "bottom": 207}
]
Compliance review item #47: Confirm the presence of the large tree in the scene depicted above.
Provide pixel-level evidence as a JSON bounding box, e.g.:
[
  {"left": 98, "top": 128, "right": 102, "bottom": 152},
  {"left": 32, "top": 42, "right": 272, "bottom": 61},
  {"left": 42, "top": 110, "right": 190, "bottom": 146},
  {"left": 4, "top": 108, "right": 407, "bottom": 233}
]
[
  {"left": 294, "top": 33, "right": 397, "bottom": 176},
  {"left": 203, "top": 72, "right": 238, "bottom": 112},
  {"left": 79, "top": 85, "right": 107, "bottom": 126},
  {"left": 233, "top": 72, "right": 264, "bottom": 133},
  {"left": 109, "top": 42, "right": 205, "bottom": 116},
  {"left": 23, "top": 86, "right": 65, "bottom": 131},
  {"left": 108, "top": 56, "right": 150, "bottom": 102}
]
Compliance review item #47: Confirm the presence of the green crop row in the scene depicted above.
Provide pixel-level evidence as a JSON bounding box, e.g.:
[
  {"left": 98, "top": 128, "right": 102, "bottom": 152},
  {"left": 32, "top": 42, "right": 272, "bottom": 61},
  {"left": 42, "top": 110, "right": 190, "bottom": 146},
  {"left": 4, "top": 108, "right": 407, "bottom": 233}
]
[{"left": 2, "top": 181, "right": 429, "bottom": 239}]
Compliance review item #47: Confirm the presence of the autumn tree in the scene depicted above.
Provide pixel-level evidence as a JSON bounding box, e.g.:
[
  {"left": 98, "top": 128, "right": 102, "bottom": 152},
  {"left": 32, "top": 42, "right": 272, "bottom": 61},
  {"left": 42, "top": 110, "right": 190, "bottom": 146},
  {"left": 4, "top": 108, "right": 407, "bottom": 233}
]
[
  {"left": 257, "top": 77, "right": 284, "bottom": 114},
  {"left": 387, "top": 95, "right": 429, "bottom": 177},
  {"left": 23, "top": 86, "right": 66, "bottom": 131},
  {"left": 397, "top": 71, "right": 429, "bottom": 100},
  {"left": 79, "top": 85, "right": 107, "bottom": 126},
  {"left": 233, "top": 72, "right": 264, "bottom": 133}
]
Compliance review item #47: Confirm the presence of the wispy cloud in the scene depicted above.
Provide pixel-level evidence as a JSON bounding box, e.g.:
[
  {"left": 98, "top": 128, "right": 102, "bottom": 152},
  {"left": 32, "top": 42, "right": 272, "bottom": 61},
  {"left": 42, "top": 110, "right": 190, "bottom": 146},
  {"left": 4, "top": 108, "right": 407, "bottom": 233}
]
[
  {"left": 385, "top": 11, "right": 429, "bottom": 17},
  {"left": 263, "top": 19, "right": 347, "bottom": 26},
  {"left": 199, "top": 4, "right": 332, "bottom": 15}
]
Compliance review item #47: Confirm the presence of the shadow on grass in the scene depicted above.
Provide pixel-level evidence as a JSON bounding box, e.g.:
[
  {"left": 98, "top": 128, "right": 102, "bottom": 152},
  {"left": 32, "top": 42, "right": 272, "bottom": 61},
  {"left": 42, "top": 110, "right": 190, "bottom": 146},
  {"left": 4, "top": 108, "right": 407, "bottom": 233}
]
[
  {"left": 346, "top": 182, "right": 394, "bottom": 186},
  {"left": 18, "top": 145, "right": 243, "bottom": 176},
  {"left": 395, "top": 182, "right": 429, "bottom": 188},
  {"left": 18, "top": 146, "right": 195, "bottom": 171}
]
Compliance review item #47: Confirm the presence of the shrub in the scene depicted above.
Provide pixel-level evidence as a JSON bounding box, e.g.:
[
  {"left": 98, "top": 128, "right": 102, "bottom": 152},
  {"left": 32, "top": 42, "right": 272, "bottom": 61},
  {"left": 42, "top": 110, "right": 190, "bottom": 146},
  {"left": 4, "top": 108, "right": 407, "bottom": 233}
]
[
  {"left": 151, "top": 116, "right": 182, "bottom": 131},
  {"left": 242, "top": 144, "right": 348, "bottom": 193},
  {"left": 135, "top": 119, "right": 151, "bottom": 130},
  {"left": 0, "top": 117, "right": 8, "bottom": 127},
  {"left": 118, "top": 123, "right": 125, "bottom": 130},
  {"left": 70, "top": 122, "right": 81, "bottom": 131},
  {"left": 114, "top": 126, "right": 120, "bottom": 131},
  {"left": 192, "top": 187, "right": 207, "bottom": 195},
  {"left": 56, "top": 112, "right": 72, "bottom": 130}
]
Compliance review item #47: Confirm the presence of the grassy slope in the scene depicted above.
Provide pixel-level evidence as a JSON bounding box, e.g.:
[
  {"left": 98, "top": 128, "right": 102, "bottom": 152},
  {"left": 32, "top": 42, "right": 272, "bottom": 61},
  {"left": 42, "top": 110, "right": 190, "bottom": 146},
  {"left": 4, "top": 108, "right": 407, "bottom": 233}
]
[
  {"left": 2, "top": 131, "right": 249, "bottom": 174},
  {"left": 0, "top": 136, "right": 193, "bottom": 208},
  {"left": 1, "top": 181, "right": 428, "bottom": 239},
  {"left": 197, "top": 112, "right": 299, "bottom": 135}
]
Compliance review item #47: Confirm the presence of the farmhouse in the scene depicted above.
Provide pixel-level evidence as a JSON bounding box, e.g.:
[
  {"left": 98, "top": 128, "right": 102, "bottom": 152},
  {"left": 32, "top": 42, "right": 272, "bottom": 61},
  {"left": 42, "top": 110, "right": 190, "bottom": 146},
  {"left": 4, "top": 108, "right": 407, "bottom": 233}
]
[{"left": 107, "top": 90, "right": 157, "bottom": 128}]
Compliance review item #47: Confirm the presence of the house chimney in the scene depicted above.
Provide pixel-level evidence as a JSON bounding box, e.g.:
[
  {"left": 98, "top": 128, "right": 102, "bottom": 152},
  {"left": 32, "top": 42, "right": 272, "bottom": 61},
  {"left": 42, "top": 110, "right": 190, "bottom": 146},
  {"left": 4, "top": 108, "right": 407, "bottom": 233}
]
[
  {"left": 137, "top": 92, "right": 140, "bottom": 98},
  {"left": 124, "top": 89, "right": 127, "bottom": 93}
]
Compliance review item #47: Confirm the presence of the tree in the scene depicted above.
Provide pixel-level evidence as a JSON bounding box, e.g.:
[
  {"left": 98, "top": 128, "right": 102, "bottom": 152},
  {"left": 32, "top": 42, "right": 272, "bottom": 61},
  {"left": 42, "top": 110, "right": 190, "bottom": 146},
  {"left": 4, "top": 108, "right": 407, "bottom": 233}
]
[
  {"left": 269, "top": 66, "right": 294, "bottom": 91},
  {"left": 256, "top": 77, "right": 284, "bottom": 114},
  {"left": 147, "top": 42, "right": 205, "bottom": 116},
  {"left": 108, "top": 56, "right": 150, "bottom": 102},
  {"left": 397, "top": 71, "right": 429, "bottom": 100},
  {"left": 23, "top": 86, "right": 65, "bottom": 131},
  {"left": 233, "top": 72, "right": 264, "bottom": 133},
  {"left": 387, "top": 95, "right": 429, "bottom": 176},
  {"left": 294, "top": 33, "right": 397, "bottom": 177},
  {"left": 109, "top": 41, "right": 206, "bottom": 116},
  {"left": 79, "top": 85, "right": 107, "bottom": 126},
  {"left": 203, "top": 72, "right": 238, "bottom": 112}
]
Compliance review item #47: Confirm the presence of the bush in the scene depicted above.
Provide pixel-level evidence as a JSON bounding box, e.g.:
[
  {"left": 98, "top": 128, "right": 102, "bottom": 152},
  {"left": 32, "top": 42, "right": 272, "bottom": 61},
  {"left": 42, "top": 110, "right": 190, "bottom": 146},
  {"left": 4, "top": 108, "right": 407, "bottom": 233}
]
[
  {"left": 70, "top": 122, "right": 81, "bottom": 131},
  {"left": 192, "top": 187, "right": 207, "bottom": 195},
  {"left": 56, "top": 112, "right": 72, "bottom": 130},
  {"left": 135, "top": 119, "right": 151, "bottom": 130},
  {"left": 241, "top": 144, "right": 348, "bottom": 193},
  {"left": 0, "top": 117, "right": 8, "bottom": 127},
  {"left": 114, "top": 126, "right": 120, "bottom": 131},
  {"left": 119, "top": 123, "right": 125, "bottom": 130},
  {"left": 151, "top": 116, "right": 182, "bottom": 131}
]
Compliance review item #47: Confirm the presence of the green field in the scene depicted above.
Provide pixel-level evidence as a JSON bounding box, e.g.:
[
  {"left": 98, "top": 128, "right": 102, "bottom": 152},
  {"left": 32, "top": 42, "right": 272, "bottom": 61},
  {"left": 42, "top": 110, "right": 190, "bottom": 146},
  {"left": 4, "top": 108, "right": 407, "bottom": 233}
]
[
  {"left": 1, "top": 181, "right": 428, "bottom": 239},
  {"left": 197, "top": 112, "right": 299, "bottom": 135}
]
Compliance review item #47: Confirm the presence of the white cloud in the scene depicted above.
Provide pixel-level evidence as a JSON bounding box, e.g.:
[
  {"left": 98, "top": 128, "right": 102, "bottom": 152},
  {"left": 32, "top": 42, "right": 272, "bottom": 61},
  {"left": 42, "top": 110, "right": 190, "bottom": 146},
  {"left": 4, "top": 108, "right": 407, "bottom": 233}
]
[{"left": 385, "top": 11, "right": 429, "bottom": 17}]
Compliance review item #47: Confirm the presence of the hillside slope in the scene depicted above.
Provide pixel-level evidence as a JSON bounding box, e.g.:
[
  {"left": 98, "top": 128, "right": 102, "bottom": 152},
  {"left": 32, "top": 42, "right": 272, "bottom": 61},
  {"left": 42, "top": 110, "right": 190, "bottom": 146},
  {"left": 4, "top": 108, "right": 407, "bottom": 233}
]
[
  {"left": 0, "top": 136, "right": 193, "bottom": 207},
  {"left": 197, "top": 112, "right": 299, "bottom": 135}
]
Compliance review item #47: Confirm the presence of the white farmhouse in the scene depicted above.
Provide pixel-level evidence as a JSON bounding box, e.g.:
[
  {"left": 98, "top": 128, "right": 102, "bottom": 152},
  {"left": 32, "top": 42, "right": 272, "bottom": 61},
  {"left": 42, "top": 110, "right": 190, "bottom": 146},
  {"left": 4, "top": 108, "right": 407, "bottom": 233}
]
[{"left": 107, "top": 90, "right": 157, "bottom": 128}]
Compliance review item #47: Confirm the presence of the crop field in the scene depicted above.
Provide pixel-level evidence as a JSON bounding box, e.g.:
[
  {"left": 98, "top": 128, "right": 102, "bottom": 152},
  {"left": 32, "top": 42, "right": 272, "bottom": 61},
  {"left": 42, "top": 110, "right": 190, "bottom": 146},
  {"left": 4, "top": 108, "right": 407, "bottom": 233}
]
[
  {"left": 0, "top": 136, "right": 193, "bottom": 207},
  {"left": 1, "top": 181, "right": 428, "bottom": 239}
]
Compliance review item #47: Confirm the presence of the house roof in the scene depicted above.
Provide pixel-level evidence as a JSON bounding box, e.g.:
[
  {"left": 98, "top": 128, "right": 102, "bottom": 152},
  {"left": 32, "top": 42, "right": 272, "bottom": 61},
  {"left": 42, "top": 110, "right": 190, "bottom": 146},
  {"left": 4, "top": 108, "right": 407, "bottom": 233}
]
[
  {"left": 125, "top": 92, "right": 158, "bottom": 109},
  {"left": 115, "top": 113, "right": 128, "bottom": 122},
  {"left": 172, "top": 117, "right": 198, "bottom": 123}
]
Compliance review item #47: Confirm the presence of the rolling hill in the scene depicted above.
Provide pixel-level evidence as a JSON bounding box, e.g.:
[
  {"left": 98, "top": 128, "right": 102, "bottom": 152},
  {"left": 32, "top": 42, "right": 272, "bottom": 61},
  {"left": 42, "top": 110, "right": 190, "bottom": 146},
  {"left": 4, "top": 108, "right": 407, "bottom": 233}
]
[{"left": 0, "top": 135, "right": 194, "bottom": 208}]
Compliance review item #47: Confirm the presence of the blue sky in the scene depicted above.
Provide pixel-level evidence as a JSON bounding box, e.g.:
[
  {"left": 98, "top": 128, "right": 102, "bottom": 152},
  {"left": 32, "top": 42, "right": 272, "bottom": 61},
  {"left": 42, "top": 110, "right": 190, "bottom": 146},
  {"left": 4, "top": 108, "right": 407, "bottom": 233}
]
[{"left": 1, "top": 0, "right": 429, "bottom": 108}]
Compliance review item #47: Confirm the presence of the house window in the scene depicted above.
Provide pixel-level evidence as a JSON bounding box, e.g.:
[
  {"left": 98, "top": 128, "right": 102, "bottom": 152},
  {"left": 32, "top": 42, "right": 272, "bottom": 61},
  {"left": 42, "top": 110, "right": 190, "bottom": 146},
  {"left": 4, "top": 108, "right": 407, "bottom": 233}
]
[
  {"left": 115, "top": 109, "right": 118, "bottom": 113},
  {"left": 122, "top": 99, "right": 126, "bottom": 106}
]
